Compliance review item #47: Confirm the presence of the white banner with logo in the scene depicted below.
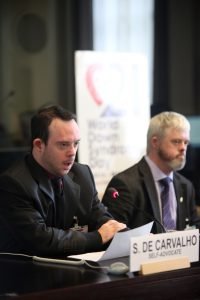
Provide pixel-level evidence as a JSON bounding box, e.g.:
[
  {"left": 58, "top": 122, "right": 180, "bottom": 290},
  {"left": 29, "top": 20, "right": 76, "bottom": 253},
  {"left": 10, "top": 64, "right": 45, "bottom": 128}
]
[{"left": 75, "top": 51, "right": 150, "bottom": 198}]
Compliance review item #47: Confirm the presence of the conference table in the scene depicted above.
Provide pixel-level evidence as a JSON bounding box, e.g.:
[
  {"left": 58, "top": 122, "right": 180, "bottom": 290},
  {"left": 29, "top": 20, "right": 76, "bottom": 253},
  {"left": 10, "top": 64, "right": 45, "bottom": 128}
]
[{"left": 0, "top": 254, "right": 200, "bottom": 300}]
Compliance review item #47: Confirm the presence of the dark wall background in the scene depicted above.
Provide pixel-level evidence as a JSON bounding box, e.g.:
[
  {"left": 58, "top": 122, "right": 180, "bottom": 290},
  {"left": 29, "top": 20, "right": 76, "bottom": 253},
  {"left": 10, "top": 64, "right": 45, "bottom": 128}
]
[
  {"left": 153, "top": 0, "right": 200, "bottom": 116},
  {"left": 1, "top": 0, "right": 200, "bottom": 132},
  {"left": 0, "top": 0, "right": 93, "bottom": 153},
  {"left": 1, "top": 0, "right": 200, "bottom": 135}
]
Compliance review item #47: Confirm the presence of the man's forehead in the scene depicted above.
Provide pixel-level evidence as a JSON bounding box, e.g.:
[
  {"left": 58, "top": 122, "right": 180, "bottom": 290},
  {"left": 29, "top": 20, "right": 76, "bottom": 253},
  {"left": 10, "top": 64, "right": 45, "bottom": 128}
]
[{"left": 164, "top": 127, "right": 190, "bottom": 138}]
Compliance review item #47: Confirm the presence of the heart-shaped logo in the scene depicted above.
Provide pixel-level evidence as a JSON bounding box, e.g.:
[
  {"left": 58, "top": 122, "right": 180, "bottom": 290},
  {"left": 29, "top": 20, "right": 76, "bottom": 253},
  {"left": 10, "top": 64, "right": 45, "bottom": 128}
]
[{"left": 86, "top": 63, "right": 123, "bottom": 106}]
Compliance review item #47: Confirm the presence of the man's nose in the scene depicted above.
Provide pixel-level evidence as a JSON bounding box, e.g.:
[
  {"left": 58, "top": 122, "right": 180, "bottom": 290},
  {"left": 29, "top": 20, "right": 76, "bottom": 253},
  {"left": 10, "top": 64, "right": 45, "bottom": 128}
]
[{"left": 67, "top": 143, "right": 77, "bottom": 154}]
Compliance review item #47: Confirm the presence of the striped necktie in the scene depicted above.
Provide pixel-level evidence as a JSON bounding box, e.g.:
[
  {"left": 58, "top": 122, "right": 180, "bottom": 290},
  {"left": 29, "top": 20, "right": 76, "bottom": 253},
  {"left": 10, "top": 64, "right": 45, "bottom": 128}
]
[{"left": 159, "top": 177, "right": 176, "bottom": 231}]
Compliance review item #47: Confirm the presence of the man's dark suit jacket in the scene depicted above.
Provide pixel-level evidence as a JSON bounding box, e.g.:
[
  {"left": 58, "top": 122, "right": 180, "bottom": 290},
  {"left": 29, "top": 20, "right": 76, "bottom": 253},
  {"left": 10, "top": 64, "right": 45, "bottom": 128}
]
[
  {"left": 102, "top": 157, "right": 200, "bottom": 233},
  {"left": 0, "top": 154, "right": 112, "bottom": 256}
]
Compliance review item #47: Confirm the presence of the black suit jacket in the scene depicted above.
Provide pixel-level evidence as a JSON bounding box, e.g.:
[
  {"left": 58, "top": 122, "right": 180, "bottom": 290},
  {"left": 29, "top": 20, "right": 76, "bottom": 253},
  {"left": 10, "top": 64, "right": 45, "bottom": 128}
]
[
  {"left": 102, "top": 157, "right": 200, "bottom": 233},
  {"left": 0, "top": 154, "right": 112, "bottom": 256}
]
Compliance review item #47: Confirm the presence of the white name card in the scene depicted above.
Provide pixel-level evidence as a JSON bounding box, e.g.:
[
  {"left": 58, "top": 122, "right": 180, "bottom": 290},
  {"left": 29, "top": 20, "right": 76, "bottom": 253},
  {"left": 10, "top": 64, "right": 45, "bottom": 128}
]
[{"left": 130, "top": 229, "right": 199, "bottom": 272}]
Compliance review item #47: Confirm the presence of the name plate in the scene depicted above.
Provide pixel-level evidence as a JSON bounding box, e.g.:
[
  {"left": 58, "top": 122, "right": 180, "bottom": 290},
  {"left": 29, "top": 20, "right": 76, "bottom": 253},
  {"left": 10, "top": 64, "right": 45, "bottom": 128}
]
[{"left": 130, "top": 229, "right": 199, "bottom": 272}]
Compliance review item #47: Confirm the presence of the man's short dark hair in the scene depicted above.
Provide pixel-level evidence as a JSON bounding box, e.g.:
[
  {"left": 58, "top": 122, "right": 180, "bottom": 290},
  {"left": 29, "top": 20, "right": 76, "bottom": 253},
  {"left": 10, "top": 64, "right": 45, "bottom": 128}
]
[{"left": 31, "top": 105, "right": 76, "bottom": 146}]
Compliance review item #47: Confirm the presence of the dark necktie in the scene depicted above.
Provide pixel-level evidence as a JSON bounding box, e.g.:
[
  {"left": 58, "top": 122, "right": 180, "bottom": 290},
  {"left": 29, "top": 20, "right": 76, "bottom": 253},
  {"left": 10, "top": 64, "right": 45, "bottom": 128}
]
[
  {"left": 159, "top": 177, "right": 176, "bottom": 231},
  {"left": 52, "top": 177, "right": 63, "bottom": 197},
  {"left": 51, "top": 177, "right": 64, "bottom": 227}
]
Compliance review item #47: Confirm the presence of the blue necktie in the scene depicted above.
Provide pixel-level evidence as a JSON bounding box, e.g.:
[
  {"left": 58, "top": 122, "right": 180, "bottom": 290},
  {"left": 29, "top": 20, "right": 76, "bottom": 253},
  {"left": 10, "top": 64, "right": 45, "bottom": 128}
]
[{"left": 160, "top": 177, "right": 176, "bottom": 231}]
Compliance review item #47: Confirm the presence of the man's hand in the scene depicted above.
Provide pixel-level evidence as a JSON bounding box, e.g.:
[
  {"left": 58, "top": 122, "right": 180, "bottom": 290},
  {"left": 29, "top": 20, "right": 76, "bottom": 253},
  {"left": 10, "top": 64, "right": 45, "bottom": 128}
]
[{"left": 98, "top": 220, "right": 126, "bottom": 244}]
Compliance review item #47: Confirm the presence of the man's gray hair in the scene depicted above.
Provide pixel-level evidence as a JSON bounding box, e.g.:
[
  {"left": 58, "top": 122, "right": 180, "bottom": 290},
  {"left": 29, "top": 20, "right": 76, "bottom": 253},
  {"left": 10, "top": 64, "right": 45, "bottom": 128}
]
[{"left": 147, "top": 111, "right": 190, "bottom": 153}]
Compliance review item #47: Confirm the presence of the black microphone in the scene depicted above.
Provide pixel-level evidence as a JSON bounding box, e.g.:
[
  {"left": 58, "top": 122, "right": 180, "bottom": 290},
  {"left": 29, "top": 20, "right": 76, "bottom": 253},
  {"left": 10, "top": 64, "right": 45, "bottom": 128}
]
[
  {"left": 107, "top": 187, "right": 166, "bottom": 233},
  {"left": 107, "top": 187, "right": 119, "bottom": 199}
]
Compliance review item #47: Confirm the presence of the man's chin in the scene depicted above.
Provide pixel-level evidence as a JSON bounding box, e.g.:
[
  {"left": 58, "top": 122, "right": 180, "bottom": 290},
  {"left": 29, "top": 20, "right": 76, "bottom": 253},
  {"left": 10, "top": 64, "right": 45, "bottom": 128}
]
[
  {"left": 170, "top": 160, "right": 186, "bottom": 171},
  {"left": 63, "top": 165, "right": 73, "bottom": 174},
  {"left": 62, "top": 168, "right": 69, "bottom": 175}
]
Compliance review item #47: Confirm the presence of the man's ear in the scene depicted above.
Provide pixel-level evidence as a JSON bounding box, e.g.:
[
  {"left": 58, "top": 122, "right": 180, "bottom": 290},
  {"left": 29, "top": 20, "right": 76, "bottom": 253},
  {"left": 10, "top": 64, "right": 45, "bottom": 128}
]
[
  {"left": 33, "top": 138, "right": 43, "bottom": 151},
  {"left": 152, "top": 136, "right": 159, "bottom": 149}
]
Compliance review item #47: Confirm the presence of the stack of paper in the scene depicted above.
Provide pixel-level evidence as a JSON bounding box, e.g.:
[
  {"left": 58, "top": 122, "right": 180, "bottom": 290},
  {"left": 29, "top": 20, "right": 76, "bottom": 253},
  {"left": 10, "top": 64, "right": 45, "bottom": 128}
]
[{"left": 68, "top": 222, "right": 153, "bottom": 262}]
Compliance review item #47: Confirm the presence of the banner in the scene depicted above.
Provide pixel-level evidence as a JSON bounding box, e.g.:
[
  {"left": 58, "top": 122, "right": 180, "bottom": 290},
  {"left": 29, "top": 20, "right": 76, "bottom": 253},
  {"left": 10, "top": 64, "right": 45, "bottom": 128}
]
[{"left": 75, "top": 51, "right": 150, "bottom": 198}]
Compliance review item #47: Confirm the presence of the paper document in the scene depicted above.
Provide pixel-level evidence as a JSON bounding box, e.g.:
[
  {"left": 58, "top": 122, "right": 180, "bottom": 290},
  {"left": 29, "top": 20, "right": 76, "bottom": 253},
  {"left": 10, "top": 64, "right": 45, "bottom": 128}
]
[{"left": 68, "top": 222, "right": 153, "bottom": 262}]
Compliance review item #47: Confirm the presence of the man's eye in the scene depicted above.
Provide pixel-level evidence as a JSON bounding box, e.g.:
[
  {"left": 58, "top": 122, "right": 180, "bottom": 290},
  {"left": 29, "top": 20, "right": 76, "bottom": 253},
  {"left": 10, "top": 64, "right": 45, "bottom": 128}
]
[
  {"left": 173, "top": 140, "right": 180, "bottom": 144},
  {"left": 74, "top": 141, "right": 80, "bottom": 147},
  {"left": 57, "top": 141, "right": 80, "bottom": 149},
  {"left": 171, "top": 140, "right": 189, "bottom": 146},
  {"left": 59, "top": 143, "right": 67, "bottom": 149}
]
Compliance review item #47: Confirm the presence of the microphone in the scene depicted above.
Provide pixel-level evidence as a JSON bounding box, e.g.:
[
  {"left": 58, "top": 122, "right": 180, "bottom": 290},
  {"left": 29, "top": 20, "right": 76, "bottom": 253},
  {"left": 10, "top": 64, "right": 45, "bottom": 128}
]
[
  {"left": 107, "top": 187, "right": 119, "bottom": 199},
  {"left": 107, "top": 187, "right": 166, "bottom": 233}
]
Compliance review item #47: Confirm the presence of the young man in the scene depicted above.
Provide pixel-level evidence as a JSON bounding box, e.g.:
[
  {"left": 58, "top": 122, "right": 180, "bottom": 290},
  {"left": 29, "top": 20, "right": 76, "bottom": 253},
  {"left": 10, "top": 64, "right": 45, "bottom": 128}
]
[
  {"left": 0, "top": 105, "right": 125, "bottom": 256},
  {"left": 102, "top": 111, "right": 200, "bottom": 233}
]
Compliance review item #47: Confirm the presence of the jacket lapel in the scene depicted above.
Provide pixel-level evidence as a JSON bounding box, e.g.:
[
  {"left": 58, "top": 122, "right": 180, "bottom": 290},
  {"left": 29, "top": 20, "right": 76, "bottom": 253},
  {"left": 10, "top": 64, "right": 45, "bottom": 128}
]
[
  {"left": 62, "top": 175, "right": 80, "bottom": 214},
  {"left": 26, "top": 154, "right": 81, "bottom": 227},
  {"left": 173, "top": 175, "right": 187, "bottom": 230},
  {"left": 139, "top": 158, "right": 162, "bottom": 226},
  {"left": 26, "top": 154, "right": 55, "bottom": 201}
]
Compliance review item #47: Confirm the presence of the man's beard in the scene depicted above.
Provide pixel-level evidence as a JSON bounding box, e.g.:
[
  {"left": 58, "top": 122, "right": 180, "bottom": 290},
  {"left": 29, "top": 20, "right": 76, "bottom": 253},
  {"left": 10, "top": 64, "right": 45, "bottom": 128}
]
[{"left": 158, "top": 148, "right": 186, "bottom": 171}]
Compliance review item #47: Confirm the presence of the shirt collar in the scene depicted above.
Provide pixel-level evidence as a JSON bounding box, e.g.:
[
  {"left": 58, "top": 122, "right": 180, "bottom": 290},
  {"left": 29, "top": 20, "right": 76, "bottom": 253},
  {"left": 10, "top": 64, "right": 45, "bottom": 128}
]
[{"left": 145, "top": 155, "right": 173, "bottom": 182}]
